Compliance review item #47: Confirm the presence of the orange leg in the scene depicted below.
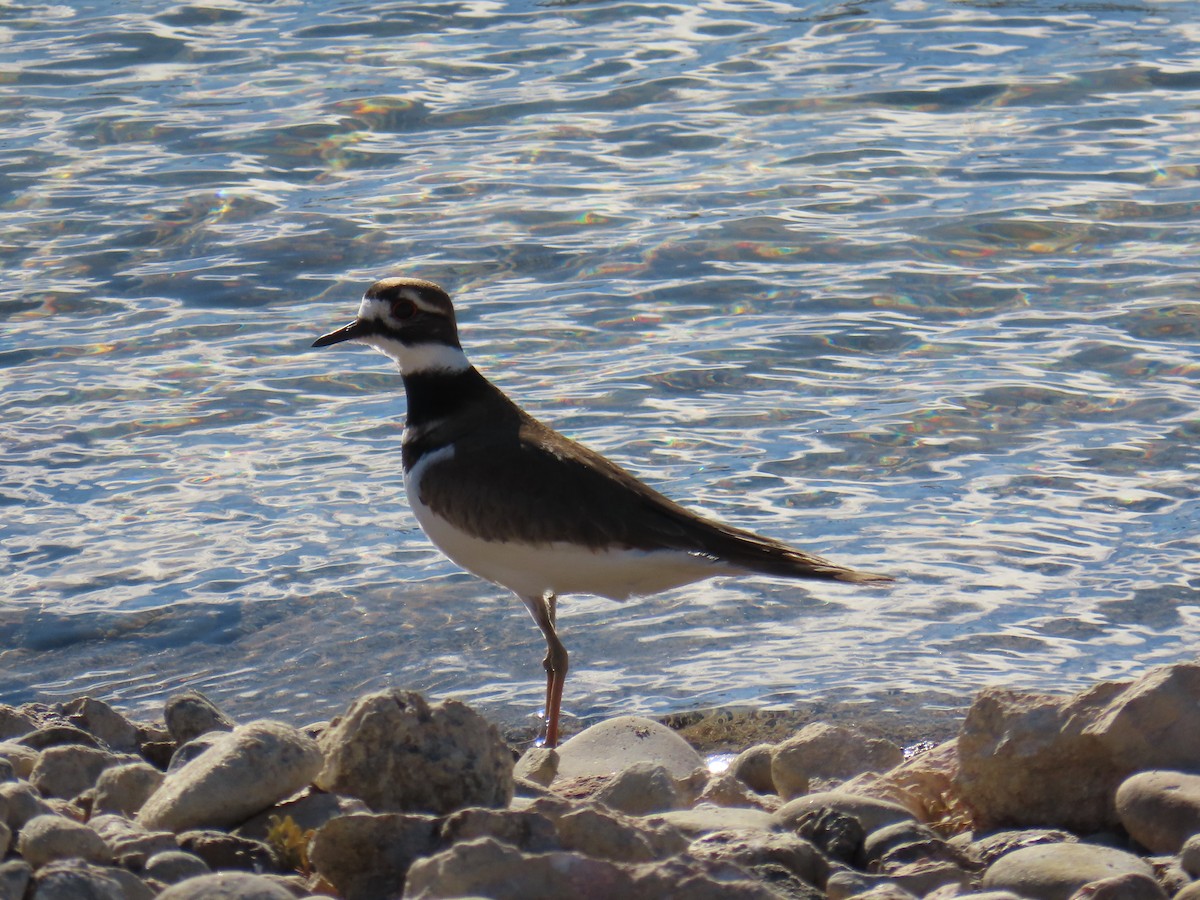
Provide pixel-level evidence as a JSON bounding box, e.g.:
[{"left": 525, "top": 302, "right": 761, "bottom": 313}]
[{"left": 524, "top": 592, "right": 568, "bottom": 748}]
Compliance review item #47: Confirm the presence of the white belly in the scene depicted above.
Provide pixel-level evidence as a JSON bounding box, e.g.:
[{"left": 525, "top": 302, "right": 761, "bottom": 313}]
[{"left": 404, "top": 446, "right": 732, "bottom": 601}]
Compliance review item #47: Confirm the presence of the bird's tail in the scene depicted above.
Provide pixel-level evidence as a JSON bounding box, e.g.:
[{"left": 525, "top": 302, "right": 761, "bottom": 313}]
[{"left": 692, "top": 520, "right": 894, "bottom": 585}]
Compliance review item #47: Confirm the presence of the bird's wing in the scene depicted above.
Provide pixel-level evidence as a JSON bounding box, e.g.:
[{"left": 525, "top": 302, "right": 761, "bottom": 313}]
[{"left": 414, "top": 412, "right": 890, "bottom": 585}]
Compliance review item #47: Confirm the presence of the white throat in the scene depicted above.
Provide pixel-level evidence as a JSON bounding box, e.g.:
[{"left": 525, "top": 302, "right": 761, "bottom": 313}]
[{"left": 359, "top": 334, "right": 470, "bottom": 376}]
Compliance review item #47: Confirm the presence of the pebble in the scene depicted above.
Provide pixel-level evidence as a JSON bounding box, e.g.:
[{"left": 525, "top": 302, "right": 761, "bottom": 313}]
[
  {"left": 1, "top": 662, "right": 1200, "bottom": 899},
  {"left": 729, "top": 743, "right": 776, "bottom": 795},
  {"left": 143, "top": 849, "right": 212, "bottom": 884},
  {"left": 163, "top": 691, "right": 236, "bottom": 746},
  {"left": 1114, "top": 769, "right": 1200, "bottom": 854},
  {"left": 137, "top": 720, "right": 322, "bottom": 832},
  {"left": 16, "top": 813, "right": 111, "bottom": 868},
  {"left": 592, "top": 761, "right": 686, "bottom": 815},
  {"left": 770, "top": 722, "right": 903, "bottom": 798},
  {"left": 27, "top": 860, "right": 132, "bottom": 900},
  {"left": 30, "top": 744, "right": 125, "bottom": 800},
  {"left": 62, "top": 697, "right": 142, "bottom": 754},
  {"left": 92, "top": 762, "right": 165, "bottom": 817},
  {"left": 155, "top": 871, "right": 296, "bottom": 899},
  {"left": 981, "top": 840, "right": 1156, "bottom": 899}
]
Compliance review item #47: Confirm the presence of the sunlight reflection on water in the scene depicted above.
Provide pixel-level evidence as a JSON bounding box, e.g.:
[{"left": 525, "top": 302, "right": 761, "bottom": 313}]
[{"left": 2, "top": 0, "right": 1199, "bottom": 731}]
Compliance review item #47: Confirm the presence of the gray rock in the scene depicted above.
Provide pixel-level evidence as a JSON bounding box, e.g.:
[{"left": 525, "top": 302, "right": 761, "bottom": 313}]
[
  {"left": 649, "top": 803, "right": 776, "bottom": 837},
  {"left": 234, "top": 788, "right": 370, "bottom": 842},
  {"left": 776, "top": 790, "right": 914, "bottom": 836},
  {"left": 886, "top": 858, "right": 974, "bottom": 895},
  {"left": 688, "top": 828, "right": 827, "bottom": 888},
  {"left": 15, "top": 724, "right": 102, "bottom": 751},
  {"left": 730, "top": 744, "right": 776, "bottom": 796},
  {"left": 62, "top": 698, "right": 140, "bottom": 753},
  {"left": 0, "top": 860, "right": 33, "bottom": 900},
  {"left": 28, "top": 860, "right": 127, "bottom": 900},
  {"left": 0, "top": 757, "right": 14, "bottom": 783},
  {"left": 1177, "top": 882, "right": 1200, "bottom": 900},
  {"left": 0, "top": 820, "right": 9, "bottom": 859},
  {"left": 17, "top": 814, "right": 112, "bottom": 869},
  {"left": 0, "top": 707, "right": 37, "bottom": 741},
  {"left": 177, "top": 830, "right": 278, "bottom": 872},
  {"left": 771, "top": 723, "right": 903, "bottom": 799},
  {"left": 308, "top": 812, "right": 440, "bottom": 900},
  {"left": 864, "top": 819, "right": 968, "bottom": 871},
  {"left": 92, "top": 762, "right": 164, "bottom": 817},
  {"left": 553, "top": 803, "right": 687, "bottom": 862},
  {"left": 315, "top": 690, "right": 511, "bottom": 815},
  {"left": 1068, "top": 871, "right": 1167, "bottom": 900},
  {"left": 163, "top": 691, "right": 236, "bottom": 746},
  {"left": 1115, "top": 770, "right": 1200, "bottom": 854},
  {"left": 144, "top": 850, "right": 212, "bottom": 884},
  {"left": 100, "top": 867, "right": 156, "bottom": 900},
  {"left": 440, "top": 806, "right": 559, "bottom": 853},
  {"left": 137, "top": 720, "right": 322, "bottom": 832},
  {"left": 552, "top": 716, "right": 705, "bottom": 782},
  {"left": 30, "top": 745, "right": 124, "bottom": 800},
  {"left": 967, "top": 829, "right": 1080, "bottom": 868},
  {"left": 88, "top": 814, "right": 177, "bottom": 868},
  {"left": 981, "top": 841, "right": 1156, "bottom": 900},
  {"left": 594, "top": 762, "right": 685, "bottom": 815},
  {"left": 156, "top": 871, "right": 296, "bottom": 899},
  {"left": 404, "top": 835, "right": 783, "bottom": 900}
]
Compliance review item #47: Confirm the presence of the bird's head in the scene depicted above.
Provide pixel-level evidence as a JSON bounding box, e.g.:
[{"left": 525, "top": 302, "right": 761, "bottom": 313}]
[{"left": 312, "top": 277, "right": 468, "bottom": 375}]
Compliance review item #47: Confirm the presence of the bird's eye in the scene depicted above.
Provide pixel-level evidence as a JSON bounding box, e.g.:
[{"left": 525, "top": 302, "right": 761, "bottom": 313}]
[{"left": 391, "top": 299, "right": 417, "bottom": 320}]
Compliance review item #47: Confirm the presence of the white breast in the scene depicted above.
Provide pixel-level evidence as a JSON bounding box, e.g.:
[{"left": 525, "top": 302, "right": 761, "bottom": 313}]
[{"left": 404, "top": 444, "right": 733, "bottom": 601}]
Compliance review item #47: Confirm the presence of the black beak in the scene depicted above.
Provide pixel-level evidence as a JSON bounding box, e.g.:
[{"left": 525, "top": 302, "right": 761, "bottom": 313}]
[{"left": 313, "top": 319, "right": 370, "bottom": 348}]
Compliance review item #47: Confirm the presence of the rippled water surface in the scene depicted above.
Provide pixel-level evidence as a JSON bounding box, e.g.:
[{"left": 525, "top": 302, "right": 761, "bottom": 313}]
[{"left": 3, "top": 0, "right": 1199, "bottom": 732}]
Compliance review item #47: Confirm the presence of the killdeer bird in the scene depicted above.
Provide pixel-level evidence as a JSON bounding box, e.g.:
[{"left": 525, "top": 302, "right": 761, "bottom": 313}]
[{"left": 313, "top": 277, "right": 892, "bottom": 747}]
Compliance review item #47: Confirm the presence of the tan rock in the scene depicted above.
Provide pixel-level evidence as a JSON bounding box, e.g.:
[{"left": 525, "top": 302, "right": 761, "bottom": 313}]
[
  {"left": 958, "top": 662, "right": 1200, "bottom": 833},
  {"left": 308, "top": 811, "right": 440, "bottom": 900},
  {"left": 1115, "top": 770, "right": 1200, "bottom": 854},
  {"left": 981, "top": 842, "right": 1155, "bottom": 900},
  {"left": 553, "top": 716, "right": 705, "bottom": 781},
  {"left": 1068, "top": 871, "right": 1167, "bottom": 900},
  {"left": 316, "top": 690, "right": 511, "bottom": 814},
  {"left": 92, "top": 762, "right": 164, "bottom": 817},
  {"left": 17, "top": 814, "right": 111, "bottom": 869},
  {"left": 30, "top": 745, "right": 126, "bottom": 800},
  {"left": 771, "top": 722, "right": 903, "bottom": 798},
  {"left": 138, "top": 720, "right": 322, "bottom": 832}
]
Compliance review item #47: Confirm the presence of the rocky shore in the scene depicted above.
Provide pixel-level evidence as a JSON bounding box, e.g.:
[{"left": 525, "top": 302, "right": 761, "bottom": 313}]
[{"left": 3, "top": 661, "right": 1200, "bottom": 899}]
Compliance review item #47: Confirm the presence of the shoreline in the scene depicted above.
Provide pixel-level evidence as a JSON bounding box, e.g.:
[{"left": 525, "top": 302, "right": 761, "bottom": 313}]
[{"left": 3, "top": 660, "right": 1199, "bottom": 898}]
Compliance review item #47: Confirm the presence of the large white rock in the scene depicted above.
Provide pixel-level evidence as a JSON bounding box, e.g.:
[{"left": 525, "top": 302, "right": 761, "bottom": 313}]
[{"left": 550, "top": 716, "right": 705, "bottom": 781}]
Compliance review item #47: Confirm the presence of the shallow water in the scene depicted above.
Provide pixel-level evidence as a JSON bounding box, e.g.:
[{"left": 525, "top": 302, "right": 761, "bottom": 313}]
[{"left": 2, "top": 0, "right": 1199, "bottom": 732}]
